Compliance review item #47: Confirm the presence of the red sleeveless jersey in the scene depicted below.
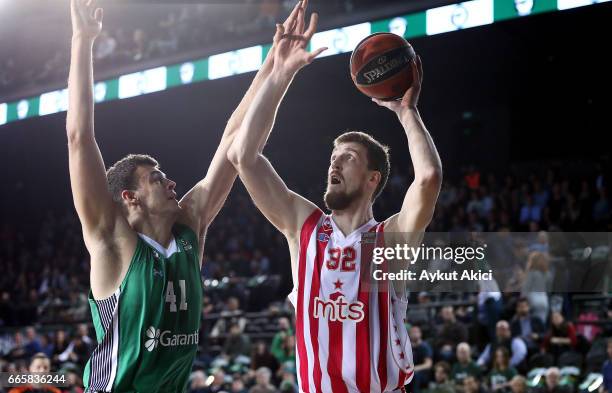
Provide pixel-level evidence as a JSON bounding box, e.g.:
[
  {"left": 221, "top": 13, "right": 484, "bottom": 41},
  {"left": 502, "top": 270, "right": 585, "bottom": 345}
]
[{"left": 288, "top": 210, "right": 414, "bottom": 393}]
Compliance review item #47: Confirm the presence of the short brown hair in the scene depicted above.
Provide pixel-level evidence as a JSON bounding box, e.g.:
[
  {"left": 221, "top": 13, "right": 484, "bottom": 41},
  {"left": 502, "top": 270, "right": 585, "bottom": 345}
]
[
  {"left": 107, "top": 154, "right": 159, "bottom": 202},
  {"left": 334, "top": 131, "right": 390, "bottom": 201}
]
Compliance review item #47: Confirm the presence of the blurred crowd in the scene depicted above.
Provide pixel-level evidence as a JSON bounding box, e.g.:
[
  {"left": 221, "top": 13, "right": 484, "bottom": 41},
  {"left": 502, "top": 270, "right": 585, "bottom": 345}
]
[
  {"left": 0, "top": 0, "right": 388, "bottom": 100},
  {"left": 0, "top": 158, "right": 611, "bottom": 392}
]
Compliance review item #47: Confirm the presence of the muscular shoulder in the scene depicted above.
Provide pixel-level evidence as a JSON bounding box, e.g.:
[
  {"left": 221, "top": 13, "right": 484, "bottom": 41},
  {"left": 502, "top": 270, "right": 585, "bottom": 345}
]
[{"left": 289, "top": 206, "right": 323, "bottom": 241}]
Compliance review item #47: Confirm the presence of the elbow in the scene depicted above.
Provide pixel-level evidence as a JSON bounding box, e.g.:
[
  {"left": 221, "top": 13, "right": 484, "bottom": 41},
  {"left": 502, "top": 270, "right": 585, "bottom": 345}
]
[
  {"left": 416, "top": 167, "right": 443, "bottom": 189},
  {"left": 66, "top": 127, "right": 84, "bottom": 148},
  {"left": 227, "top": 142, "right": 255, "bottom": 169}
]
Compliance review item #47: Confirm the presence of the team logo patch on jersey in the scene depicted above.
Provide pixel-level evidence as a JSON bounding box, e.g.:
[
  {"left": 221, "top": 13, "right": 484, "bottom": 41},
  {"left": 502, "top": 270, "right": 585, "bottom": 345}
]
[
  {"left": 318, "top": 233, "right": 330, "bottom": 243},
  {"left": 179, "top": 239, "right": 193, "bottom": 251},
  {"left": 144, "top": 326, "right": 199, "bottom": 352},
  {"left": 313, "top": 294, "right": 365, "bottom": 322},
  {"left": 144, "top": 326, "right": 161, "bottom": 351},
  {"left": 153, "top": 267, "right": 164, "bottom": 279},
  {"left": 322, "top": 217, "right": 333, "bottom": 231}
]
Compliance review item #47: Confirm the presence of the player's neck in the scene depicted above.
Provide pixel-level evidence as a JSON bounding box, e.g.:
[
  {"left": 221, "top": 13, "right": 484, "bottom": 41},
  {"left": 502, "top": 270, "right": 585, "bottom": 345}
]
[
  {"left": 128, "top": 213, "right": 176, "bottom": 248},
  {"left": 331, "top": 203, "right": 374, "bottom": 237}
]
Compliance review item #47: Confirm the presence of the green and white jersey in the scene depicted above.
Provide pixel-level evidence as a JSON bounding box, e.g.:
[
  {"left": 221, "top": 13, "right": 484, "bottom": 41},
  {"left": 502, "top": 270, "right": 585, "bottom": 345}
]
[{"left": 84, "top": 223, "right": 202, "bottom": 393}]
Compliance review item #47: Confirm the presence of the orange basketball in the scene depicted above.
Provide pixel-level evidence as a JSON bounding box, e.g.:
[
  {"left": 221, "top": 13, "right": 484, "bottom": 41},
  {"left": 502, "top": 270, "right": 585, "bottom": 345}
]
[{"left": 350, "top": 33, "right": 416, "bottom": 101}]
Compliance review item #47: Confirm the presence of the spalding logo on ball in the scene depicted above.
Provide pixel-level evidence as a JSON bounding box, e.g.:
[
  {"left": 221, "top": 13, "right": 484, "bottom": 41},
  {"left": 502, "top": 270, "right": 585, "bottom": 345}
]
[{"left": 350, "top": 32, "right": 416, "bottom": 101}]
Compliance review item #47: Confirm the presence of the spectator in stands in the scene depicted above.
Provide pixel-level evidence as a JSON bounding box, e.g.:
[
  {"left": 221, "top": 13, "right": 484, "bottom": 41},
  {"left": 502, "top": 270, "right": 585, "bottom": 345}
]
[
  {"left": 51, "top": 329, "right": 69, "bottom": 366},
  {"left": 411, "top": 325, "right": 434, "bottom": 393},
  {"left": 8, "top": 352, "right": 62, "bottom": 393},
  {"left": 205, "top": 369, "right": 229, "bottom": 393},
  {"left": 509, "top": 376, "right": 527, "bottom": 393},
  {"left": 210, "top": 296, "right": 246, "bottom": 338},
  {"left": 271, "top": 317, "right": 292, "bottom": 363},
  {"left": 76, "top": 323, "right": 93, "bottom": 350},
  {"left": 60, "top": 364, "right": 85, "bottom": 393},
  {"left": 39, "top": 333, "right": 54, "bottom": 358},
  {"left": 510, "top": 297, "right": 545, "bottom": 355},
  {"left": 56, "top": 332, "right": 89, "bottom": 368},
  {"left": 231, "top": 379, "right": 248, "bottom": 393},
  {"left": 7, "top": 331, "right": 28, "bottom": 362},
  {"left": 477, "top": 321, "right": 527, "bottom": 370},
  {"left": 534, "top": 367, "right": 572, "bottom": 393},
  {"left": 520, "top": 195, "right": 542, "bottom": 225},
  {"left": 465, "top": 166, "right": 481, "bottom": 190},
  {"left": 278, "top": 364, "right": 299, "bottom": 393},
  {"left": 435, "top": 306, "right": 468, "bottom": 361},
  {"left": 528, "top": 231, "right": 549, "bottom": 254},
  {"left": 601, "top": 339, "right": 612, "bottom": 393},
  {"left": 189, "top": 370, "right": 208, "bottom": 393},
  {"left": 478, "top": 282, "right": 503, "bottom": 343},
  {"left": 543, "top": 311, "right": 577, "bottom": 363},
  {"left": 24, "top": 326, "right": 42, "bottom": 358},
  {"left": 522, "top": 251, "right": 552, "bottom": 324},
  {"left": 63, "top": 291, "right": 88, "bottom": 322},
  {"left": 463, "top": 375, "right": 488, "bottom": 393},
  {"left": 249, "top": 367, "right": 277, "bottom": 393},
  {"left": 467, "top": 191, "right": 484, "bottom": 217},
  {"left": 407, "top": 292, "right": 435, "bottom": 331},
  {"left": 487, "top": 348, "right": 517, "bottom": 393},
  {"left": 222, "top": 322, "right": 251, "bottom": 359},
  {"left": 251, "top": 341, "right": 279, "bottom": 373},
  {"left": 428, "top": 361, "right": 456, "bottom": 393},
  {"left": 452, "top": 343, "right": 481, "bottom": 390},
  {"left": 274, "top": 334, "right": 296, "bottom": 370}
]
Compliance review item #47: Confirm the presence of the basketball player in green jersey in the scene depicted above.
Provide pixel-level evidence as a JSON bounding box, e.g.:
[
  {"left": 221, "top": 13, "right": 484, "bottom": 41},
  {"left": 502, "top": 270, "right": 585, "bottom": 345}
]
[{"left": 67, "top": 0, "right": 303, "bottom": 391}]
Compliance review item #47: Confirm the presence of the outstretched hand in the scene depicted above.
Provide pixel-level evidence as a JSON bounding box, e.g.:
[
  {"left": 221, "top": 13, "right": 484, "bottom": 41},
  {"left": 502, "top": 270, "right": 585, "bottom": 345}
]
[
  {"left": 71, "top": 0, "right": 103, "bottom": 40},
  {"left": 272, "top": 0, "right": 327, "bottom": 77},
  {"left": 372, "top": 55, "right": 423, "bottom": 115}
]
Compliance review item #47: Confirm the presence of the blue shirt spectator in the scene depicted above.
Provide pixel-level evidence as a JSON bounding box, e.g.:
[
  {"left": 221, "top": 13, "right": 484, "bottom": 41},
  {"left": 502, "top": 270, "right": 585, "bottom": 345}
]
[{"left": 603, "top": 339, "right": 612, "bottom": 393}]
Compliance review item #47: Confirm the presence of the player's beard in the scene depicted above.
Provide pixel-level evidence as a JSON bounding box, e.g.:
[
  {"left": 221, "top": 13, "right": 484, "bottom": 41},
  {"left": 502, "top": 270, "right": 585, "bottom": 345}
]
[{"left": 324, "top": 186, "right": 361, "bottom": 211}]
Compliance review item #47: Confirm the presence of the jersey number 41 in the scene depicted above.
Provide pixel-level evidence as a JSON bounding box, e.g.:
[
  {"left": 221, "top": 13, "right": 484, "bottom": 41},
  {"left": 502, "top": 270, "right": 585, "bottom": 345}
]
[{"left": 165, "top": 280, "right": 188, "bottom": 312}]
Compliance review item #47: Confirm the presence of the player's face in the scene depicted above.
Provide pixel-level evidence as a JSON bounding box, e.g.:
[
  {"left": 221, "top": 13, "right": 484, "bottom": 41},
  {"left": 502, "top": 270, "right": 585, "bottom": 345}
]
[
  {"left": 324, "top": 142, "right": 372, "bottom": 211},
  {"left": 133, "top": 166, "right": 179, "bottom": 215}
]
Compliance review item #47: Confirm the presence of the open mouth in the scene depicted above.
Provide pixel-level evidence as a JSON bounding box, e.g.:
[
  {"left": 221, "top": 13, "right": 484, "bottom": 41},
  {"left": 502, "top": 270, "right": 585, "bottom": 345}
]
[{"left": 330, "top": 174, "right": 342, "bottom": 185}]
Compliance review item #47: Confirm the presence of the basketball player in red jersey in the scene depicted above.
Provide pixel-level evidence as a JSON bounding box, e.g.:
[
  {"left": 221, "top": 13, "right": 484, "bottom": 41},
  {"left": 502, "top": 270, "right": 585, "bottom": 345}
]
[{"left": 228, "top": 1, "right": 442, "bottom": 392}]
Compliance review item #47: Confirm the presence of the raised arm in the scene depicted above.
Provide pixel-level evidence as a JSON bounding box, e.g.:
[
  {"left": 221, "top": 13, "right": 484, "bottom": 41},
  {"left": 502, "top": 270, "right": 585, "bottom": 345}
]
[
  {"left": 375, "top": 56, "right": 442, "bottom": 233},
  {"left": 177, "top": 30, "right": 275, "bottom": 238},
  {"left": 66, "top": 0, "right": 117, "bottom": 242},
  {"left": 178, "top": 1, "right": 313, "bottom": 241},
  {"left": 227, "top": 1, "right": 326, "bottom": 237}
]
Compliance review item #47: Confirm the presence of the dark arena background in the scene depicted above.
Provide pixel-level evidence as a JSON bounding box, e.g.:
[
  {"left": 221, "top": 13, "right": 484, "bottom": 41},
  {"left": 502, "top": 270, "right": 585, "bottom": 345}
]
[{"left": 1, "top": 0, "right": 611, "bottom": 392}]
